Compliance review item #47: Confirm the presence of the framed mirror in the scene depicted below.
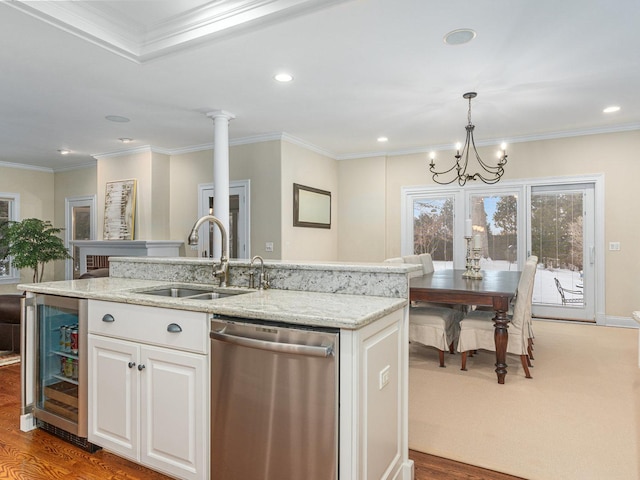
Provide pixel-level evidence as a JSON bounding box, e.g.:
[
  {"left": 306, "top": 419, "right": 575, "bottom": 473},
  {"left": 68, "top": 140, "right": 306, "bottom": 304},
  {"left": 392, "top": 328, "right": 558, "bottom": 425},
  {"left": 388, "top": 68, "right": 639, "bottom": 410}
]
[{"left": 293, "top": 183, "right": 331, "bottom": 229}]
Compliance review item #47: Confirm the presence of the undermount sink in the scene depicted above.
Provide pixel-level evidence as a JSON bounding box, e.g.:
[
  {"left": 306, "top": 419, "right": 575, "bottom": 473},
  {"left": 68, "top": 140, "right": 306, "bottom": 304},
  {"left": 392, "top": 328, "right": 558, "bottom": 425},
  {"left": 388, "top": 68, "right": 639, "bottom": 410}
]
[
  {"left": 141, "top": 287, "right": 212, "bottom": 298},
  {"left": 138, "top": 286, "right": 249, "bottom": 300},
  {"left": 187, "top": 292, "right": 237, "bottom": 300}
]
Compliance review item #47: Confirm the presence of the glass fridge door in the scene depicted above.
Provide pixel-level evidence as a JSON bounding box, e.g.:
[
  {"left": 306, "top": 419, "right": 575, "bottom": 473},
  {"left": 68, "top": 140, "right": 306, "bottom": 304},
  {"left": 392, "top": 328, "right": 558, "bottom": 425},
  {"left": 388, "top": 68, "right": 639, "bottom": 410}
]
[{"left": 36, "top": 296, "right": 81, "bottom": 426}]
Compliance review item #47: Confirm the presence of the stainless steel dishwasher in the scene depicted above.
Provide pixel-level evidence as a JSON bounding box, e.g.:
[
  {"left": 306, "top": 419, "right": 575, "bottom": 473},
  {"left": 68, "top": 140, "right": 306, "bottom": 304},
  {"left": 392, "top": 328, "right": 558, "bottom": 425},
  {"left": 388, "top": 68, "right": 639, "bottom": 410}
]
[{"left": 210, "top": 315, "right": 339, "bottom": 480}]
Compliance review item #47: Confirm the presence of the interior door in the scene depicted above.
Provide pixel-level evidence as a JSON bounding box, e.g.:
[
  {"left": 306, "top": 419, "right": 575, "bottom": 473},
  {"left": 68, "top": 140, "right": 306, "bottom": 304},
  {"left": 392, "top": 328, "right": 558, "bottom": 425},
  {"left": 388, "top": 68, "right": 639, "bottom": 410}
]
[
  {"left": 528, "top": 184, "right": 595, "bottom": 321},
  {"left": 198, "top": 182, "right": 249, "bottom": 259},
  {"left": 65, "top": 196, "right": 96, "bottom": 279}
]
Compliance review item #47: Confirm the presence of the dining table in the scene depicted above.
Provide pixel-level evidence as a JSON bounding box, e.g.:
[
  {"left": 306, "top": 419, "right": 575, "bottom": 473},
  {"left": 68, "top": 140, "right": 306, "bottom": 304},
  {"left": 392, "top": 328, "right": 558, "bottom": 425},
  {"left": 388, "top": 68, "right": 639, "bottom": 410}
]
[{"left": 409, "top": 269, "right": 521, "bottom": 384}]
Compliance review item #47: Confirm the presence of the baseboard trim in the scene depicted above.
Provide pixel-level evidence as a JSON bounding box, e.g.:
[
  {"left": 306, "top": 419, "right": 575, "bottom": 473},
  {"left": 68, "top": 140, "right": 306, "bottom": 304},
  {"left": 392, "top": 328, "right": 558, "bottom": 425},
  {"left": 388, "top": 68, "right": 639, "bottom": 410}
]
[{"left": 603, "top": 315, "right": 637, "bottom": 328}]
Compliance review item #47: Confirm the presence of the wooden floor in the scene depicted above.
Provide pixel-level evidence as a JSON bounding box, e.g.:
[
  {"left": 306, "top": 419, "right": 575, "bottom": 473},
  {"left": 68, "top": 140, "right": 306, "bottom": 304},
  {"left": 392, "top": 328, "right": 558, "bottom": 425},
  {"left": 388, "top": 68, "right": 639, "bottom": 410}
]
[{"left": 0, "top": 363, "right": 523, "bottom": 479}]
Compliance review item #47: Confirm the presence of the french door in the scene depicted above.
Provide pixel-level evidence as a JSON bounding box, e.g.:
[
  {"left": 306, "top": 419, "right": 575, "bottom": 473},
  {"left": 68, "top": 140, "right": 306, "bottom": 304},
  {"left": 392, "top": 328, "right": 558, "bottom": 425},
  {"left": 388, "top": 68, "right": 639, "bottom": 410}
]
[
  {"left": 528, "top": 184, "right": 596, "bottom": 321},
  {"left": 403, "top": 176, "right": 601, "bottom": 322}
]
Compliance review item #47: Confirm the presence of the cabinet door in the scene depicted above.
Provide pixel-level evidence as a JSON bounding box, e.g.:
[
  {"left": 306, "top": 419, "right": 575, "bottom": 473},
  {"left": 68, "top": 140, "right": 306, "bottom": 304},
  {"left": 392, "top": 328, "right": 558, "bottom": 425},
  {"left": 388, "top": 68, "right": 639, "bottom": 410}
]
[
  {"left": 139, "top": 345, "right": 208, "bottom": 480},
  {"left": 88, "top": 334, "right": 139, "bottom": 460}
]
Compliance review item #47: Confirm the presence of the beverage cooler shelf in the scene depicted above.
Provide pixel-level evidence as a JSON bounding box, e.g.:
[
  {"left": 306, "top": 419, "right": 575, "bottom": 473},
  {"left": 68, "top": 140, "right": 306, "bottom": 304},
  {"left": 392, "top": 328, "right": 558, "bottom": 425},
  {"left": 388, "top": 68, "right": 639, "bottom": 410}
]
[
  {"left": 53, "top": 350, "right": 79, "bottom": 383},
  {"left": 44, "top": 381, "right": 79, "bottom": 422},
  {"left": 54, "top": 350, "right": 78, "bottom": 360},
  {"left": 53, "top": 374, "right": 79, "bottom": 386}
]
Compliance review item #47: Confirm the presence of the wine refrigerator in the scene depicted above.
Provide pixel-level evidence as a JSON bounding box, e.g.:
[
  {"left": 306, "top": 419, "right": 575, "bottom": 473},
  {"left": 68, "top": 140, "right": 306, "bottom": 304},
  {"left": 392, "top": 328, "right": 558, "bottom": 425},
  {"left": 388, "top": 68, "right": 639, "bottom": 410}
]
[{"left": 21, "top": 294, "right": 99, "bottom": 451}]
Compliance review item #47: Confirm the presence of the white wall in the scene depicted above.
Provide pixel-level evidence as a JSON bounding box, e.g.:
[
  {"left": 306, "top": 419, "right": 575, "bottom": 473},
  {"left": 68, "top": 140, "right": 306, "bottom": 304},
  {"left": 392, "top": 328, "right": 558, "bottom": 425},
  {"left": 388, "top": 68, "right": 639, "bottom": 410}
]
[
  {"left": 337, "top": 156, "right": 387, "bottom": 262},
  {"left": 169, "top": 141, "right": 282, "bottom": 259},
  {"left": 281, "top": 140, "right": 338, "bottom": 261},
  {"left": 0, "top": 165, "right": 55, "bottom": 291},
  {"left": 53, "top": 165, "right": 97, "bottom": 279}
]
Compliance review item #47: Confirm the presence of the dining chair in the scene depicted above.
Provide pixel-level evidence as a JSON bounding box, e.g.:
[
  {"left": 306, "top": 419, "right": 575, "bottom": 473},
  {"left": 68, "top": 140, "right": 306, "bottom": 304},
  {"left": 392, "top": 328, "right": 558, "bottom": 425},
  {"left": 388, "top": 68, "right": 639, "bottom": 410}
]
[
  {"left": 457, "top": 257, "right": 537, "bottom": 378},
  {"left": 409, "top": 305, "right": 463, "bottom": 367},
  {"left": 474, "top": 256, "right": 538, "bottom": 359},
  {"left": 418, "top": 253, "right": 435, "bottom": 274},
  {"left": 396, "top": 255, "right": 464, "bottom": 367}
]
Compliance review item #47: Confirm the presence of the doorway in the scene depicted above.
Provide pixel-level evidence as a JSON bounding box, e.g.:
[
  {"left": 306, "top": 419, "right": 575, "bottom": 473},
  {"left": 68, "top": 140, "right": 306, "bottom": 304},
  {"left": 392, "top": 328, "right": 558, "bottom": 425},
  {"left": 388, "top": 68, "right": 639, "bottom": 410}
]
[
  {"left": 528, "top": 184, "right": 596, "bottom": 322},
  {"left": 65, "top": 195, "right": 96, "bottom": 279},
  {"left": 198, "top": 181, "right": 250, "bottom": 259}
]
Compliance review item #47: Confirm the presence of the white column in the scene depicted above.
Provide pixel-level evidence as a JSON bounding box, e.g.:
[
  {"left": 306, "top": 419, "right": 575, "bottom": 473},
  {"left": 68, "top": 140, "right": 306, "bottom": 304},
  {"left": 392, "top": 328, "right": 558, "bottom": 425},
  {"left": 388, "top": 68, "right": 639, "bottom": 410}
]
[{"left": 206, "top": 110, "right": 235, "bottom": 258}]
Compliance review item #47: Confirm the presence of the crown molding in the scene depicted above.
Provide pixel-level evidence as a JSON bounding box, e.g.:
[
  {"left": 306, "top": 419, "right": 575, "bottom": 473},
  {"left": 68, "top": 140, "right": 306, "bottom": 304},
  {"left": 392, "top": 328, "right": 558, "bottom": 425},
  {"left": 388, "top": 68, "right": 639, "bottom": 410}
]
[
  {"left": 88, "top": 122, "right": 640, "bottom": 164},
  {"left": 92, "top": 145, "right": 175, "bottom": 160},
  {"left": 7, "top": 0, "right": 349, "bottom": 63},
  {"left": 0, "top": 160, "right": 53, "bottom": 173},
  {"left": 52, "top": 161, "right": 98, "bottom": 173},
  {"left": 13, "top": 123, "right": 639, "bottom": 173},
  {"left": 165, "top": 132, "right": 338, "bottom": 159},
  {"left": 335, "top": 123, "right": 640, "bottom": 161}
]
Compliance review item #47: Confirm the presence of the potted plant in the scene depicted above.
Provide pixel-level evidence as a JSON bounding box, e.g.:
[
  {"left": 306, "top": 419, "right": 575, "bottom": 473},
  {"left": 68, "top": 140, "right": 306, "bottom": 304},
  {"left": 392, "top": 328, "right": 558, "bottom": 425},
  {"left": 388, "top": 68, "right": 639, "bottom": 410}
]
[{"left": 0, "top": 218, "right": 71, "bottom": 283}]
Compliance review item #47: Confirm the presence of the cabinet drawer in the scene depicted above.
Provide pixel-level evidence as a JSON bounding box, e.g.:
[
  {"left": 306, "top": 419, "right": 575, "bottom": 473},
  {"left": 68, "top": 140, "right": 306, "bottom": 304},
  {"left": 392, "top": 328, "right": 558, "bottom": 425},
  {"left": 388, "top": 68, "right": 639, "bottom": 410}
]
[{"left": 88, "top": 300, "right": 208, "bottom": 354}]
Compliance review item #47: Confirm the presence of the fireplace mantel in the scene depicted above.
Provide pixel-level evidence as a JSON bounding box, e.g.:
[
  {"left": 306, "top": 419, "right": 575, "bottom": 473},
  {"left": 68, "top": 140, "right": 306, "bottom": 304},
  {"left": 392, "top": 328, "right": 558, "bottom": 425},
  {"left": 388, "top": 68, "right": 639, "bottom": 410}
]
[{"left": 72, "top": 240, "right": 183, "bottom": 275}]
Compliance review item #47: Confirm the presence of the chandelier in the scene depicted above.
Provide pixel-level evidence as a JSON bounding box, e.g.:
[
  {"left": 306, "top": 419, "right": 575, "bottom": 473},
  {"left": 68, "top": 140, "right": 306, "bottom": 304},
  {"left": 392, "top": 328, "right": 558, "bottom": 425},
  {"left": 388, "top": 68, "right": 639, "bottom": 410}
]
[{"left": 429, "top": 92, "right": 508, "bottom": 186}]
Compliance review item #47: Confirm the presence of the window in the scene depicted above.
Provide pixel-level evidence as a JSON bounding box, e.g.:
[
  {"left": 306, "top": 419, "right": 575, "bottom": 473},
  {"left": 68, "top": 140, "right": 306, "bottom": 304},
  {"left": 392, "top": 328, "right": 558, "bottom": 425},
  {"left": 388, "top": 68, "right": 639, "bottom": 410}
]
[
  {"left": 0, "top": 193, "right": 20, "bottom": 283},
  {"left": 468, "top": 191, "right": 519, "bottom": 271},
  {"left": 412, "top": 196, "right": 455, "bottom": 270}
]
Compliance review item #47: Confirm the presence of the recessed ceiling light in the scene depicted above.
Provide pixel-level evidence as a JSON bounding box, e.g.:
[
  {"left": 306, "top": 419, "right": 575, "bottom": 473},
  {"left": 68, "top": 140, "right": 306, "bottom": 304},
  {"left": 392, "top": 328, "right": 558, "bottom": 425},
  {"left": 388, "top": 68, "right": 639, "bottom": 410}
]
[
  {"left": 274, "top": 73, "right": 293, "bottom": 82},
  {"left": 377, "top": 136, "right": 388, "bottom": 143},
  {"left": 119, "top": 137, "right": 133, "bottom": 143},
  {"left": 443, "top": 28, "right": 477, "bottom": 46},
  {"left": 105, "top": 115, "right": 130, "bottom": 123},
  {"left": 603, "top": 105, "right": 620, "bottom": 113},
  {"left": 58, "top": 149, "right": 70, "bottom": 155}
]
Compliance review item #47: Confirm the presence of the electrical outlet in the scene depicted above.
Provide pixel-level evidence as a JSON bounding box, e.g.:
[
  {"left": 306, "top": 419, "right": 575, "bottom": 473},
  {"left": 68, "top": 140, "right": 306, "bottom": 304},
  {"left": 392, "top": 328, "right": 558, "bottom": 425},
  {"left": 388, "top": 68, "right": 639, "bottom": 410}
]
[
  {"left": 265, "top": 242, "right": 274, "bottom": 252},
  {"left": 379, "top": 365, "right": 390, "bottom": 390},
  {"left": 609, "top": 242, "right": 621, "bottom": 251}
]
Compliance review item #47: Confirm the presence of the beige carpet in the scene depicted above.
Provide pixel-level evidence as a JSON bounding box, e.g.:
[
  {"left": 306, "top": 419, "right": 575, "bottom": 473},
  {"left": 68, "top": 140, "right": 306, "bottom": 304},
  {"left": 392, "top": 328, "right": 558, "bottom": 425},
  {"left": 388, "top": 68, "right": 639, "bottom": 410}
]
[{"left": 409, "top": 320, "right": 640, "bottom": 480}]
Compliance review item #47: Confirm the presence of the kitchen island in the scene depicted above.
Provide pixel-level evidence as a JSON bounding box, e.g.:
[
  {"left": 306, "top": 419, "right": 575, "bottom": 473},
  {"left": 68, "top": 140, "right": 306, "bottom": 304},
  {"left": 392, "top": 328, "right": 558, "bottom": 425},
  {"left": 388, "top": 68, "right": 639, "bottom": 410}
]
[{"left": 20, "top": 257, "right": 419, "bottom": 480}]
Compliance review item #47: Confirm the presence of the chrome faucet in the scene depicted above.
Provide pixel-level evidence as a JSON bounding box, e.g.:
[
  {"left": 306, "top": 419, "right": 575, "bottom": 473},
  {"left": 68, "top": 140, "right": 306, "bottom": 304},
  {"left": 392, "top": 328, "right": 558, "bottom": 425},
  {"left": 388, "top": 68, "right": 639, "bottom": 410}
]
[
  {"left": 188, "top": 215, "right": 229, "bottom": 287},
  {"left": 250, "top": 255, "right": 269, "bottom": 290}
]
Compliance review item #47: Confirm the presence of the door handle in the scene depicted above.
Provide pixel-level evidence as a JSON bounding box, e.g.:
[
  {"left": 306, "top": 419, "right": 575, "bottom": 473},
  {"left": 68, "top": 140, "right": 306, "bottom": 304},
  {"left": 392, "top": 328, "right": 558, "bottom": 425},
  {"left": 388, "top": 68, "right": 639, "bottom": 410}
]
[
  {"left": 210, "top": 329, "right": 334, "bottom": 358},
  {"left": 589, "top": 246, "right": 595, "bottom": 265},
  {"left": 128, "top": 361, "right": 136, "bottom": 369},
  {"left": 167, "top": 323, "right": 182, "bottom": 333},
  {"left": 102, "top": 314, "right": 115, "bottom": 323},
  {"left": 138, "top": 364, "right": 145, "bottom": 371}
]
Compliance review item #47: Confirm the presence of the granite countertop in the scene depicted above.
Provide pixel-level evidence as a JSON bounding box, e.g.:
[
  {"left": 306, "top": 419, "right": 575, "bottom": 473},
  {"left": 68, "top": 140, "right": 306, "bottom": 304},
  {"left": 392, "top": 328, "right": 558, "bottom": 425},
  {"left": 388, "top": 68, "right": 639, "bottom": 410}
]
[{"left": 18, "top": 277, "right": 407, "bottom": 330}]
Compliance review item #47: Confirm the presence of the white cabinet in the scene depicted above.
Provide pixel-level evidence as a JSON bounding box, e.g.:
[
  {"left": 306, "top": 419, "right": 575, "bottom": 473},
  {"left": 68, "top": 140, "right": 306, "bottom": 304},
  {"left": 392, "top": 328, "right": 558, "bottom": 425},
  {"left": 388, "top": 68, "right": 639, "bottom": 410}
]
[
  {"left": 88, "top": 300, "right": 208, "bottom": 480},
  {"left": 339, "top": 307, "right": 412, "bottom": 480}
]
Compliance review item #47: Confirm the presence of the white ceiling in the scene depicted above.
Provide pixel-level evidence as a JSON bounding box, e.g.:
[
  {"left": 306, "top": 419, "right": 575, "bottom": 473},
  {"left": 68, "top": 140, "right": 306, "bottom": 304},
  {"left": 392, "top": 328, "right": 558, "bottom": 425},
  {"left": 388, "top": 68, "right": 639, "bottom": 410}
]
[{"left": 2, "top": 0, "right": 640, "bottom": 171}]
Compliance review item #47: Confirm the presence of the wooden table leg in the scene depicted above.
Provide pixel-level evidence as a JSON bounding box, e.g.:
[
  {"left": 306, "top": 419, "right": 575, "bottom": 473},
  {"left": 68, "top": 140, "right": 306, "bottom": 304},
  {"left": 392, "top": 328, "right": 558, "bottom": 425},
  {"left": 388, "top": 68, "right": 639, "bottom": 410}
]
[{"left": 492, "top": 297, "right": 511, "bottom": 384}]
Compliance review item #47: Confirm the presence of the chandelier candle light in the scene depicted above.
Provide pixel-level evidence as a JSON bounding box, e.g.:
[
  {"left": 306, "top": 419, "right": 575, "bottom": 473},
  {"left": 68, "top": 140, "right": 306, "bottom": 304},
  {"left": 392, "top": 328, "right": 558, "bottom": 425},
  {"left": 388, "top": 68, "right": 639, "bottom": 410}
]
[{"left": 429, "top": 92, "right": 508, "bottom": 186}]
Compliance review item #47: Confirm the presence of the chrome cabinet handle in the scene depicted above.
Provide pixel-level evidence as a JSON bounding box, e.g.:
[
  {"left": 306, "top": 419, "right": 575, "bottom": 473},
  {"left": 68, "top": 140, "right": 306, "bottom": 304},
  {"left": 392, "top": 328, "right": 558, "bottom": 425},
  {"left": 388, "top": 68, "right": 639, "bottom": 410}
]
[
  {"left": 128, "top": 361, "right": 136, "bottom": 369},
  {"left": 138, "top": 364, "right": 145, "bottom": 371},
  {"left": 102, "top": 314, "right": 115, "bottom": 323},
  {"left": 167, "top": 323, "right": 182, "bottom": 333}
]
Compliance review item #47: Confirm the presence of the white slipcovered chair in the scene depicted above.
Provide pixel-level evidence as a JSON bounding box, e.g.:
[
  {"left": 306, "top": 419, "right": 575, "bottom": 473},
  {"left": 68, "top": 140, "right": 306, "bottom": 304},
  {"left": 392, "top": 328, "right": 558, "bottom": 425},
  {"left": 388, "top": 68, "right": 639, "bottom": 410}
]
[
  {"left": 457, "top": 257, "right": 537, "bottom": 378},
  {"left": 474, "top": 255, "right": 538, "bottom": 360},
  {"left": 394, "top": 254, "right": 463, "bottom": 367},
  {"left": 409, "top": 305, "right": 463, "bottom": 367}
]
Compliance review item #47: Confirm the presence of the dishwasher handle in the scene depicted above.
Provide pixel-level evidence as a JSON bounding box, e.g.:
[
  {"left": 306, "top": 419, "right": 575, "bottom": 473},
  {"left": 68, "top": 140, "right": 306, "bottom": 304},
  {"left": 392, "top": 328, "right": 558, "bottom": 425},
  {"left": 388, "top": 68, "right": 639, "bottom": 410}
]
[{"left": 210, "top": 329, "right": 334, "bottom": 358}]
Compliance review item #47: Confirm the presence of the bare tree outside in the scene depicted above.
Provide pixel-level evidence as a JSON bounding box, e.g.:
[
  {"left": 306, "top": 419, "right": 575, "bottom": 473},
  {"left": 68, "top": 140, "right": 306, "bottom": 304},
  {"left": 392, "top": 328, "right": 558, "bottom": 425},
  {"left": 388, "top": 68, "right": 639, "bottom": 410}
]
[{"left": 413, "top": 197, "right": 454, "bottom": 262}]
